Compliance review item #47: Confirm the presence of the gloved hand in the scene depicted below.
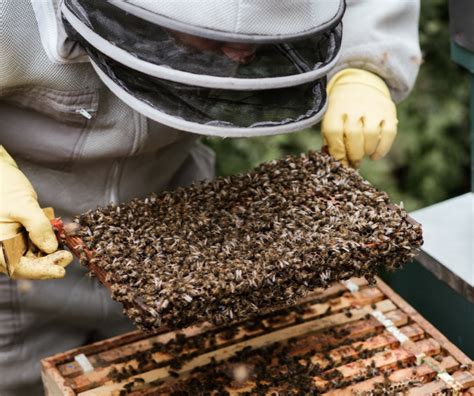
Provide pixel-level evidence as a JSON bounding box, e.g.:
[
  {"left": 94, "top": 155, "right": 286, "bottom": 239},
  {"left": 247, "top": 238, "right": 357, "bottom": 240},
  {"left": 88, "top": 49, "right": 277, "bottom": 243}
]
[
  {"left": 0, "top": 146, "right": 72, "bottom": 279},
  {"left": 321, "top": 68, "right": 398, "bottom": 168}
]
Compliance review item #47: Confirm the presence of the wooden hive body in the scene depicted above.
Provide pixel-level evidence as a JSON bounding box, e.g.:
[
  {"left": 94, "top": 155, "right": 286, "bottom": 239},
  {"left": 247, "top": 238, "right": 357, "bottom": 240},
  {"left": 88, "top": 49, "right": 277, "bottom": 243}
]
[{"left": 41, "top": 277, "right": 473, "bottom": 395}]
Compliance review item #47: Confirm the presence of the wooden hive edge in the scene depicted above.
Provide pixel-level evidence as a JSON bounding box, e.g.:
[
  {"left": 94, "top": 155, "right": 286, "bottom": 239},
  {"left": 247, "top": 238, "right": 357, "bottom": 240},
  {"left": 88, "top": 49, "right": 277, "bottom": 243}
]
[
  {"left": 41, "top": 280, "right": 383, "bottom": 394},
  {"left": 55, "top": 278, "right": 370, "bottom": 378},
  {"left": 75, "top": 300, "right": 398, "bottom": 395},
  {"left": 42, "top": 278, "right": 472, "bottom": 395},
  {"left": 65, "top": 286, "right": 389, "bottom": 392},
  {"left": 375, "top": 276, "right": 473, "bottom": 369}
]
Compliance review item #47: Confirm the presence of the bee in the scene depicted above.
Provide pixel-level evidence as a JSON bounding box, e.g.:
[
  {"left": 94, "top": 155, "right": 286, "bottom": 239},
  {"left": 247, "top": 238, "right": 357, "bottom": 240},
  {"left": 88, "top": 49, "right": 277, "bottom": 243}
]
[
  {"left": 74, "top": 150, "right": 422, "bottom": 331},
  {"left": 168, "top": 370, "right": 180, "bottom": 378}
]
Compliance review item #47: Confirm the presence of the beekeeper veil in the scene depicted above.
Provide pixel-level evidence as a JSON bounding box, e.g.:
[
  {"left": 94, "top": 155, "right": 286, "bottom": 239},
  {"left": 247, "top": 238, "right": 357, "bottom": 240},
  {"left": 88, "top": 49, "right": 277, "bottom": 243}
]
[{"left": 61, "top": 0, "right": 345, "bottom": 137}]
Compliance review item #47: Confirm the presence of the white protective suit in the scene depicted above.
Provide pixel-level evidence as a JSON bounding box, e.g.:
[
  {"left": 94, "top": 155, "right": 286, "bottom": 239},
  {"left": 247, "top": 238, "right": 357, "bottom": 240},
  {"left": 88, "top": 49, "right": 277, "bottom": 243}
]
[{"left": 0, "top": 1, "right": 421, "bottom": 394}]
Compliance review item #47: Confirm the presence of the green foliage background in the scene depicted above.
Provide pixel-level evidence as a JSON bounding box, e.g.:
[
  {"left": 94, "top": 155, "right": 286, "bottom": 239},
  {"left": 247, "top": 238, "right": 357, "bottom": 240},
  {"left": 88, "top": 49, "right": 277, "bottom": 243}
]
[{"left": 204, "top": 1, "right": 471, "bottom": 212}]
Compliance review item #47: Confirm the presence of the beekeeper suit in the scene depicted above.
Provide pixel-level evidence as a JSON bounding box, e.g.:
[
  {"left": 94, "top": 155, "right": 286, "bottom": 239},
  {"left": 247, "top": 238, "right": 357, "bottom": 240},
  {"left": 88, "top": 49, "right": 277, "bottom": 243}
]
[{"left": 0, "top": 0, "right": 421, "bottom": 394}]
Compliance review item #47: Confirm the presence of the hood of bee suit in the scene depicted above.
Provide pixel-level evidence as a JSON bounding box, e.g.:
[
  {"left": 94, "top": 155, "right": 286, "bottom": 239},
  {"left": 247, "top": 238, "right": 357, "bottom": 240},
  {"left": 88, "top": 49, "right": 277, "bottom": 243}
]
[{"left": 61, "top": 0, "right": 346, "bottom": 137}]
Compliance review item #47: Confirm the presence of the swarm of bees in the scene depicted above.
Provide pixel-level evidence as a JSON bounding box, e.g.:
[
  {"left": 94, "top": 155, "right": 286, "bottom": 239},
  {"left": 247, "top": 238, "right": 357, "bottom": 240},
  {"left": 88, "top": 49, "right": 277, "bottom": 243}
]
[{"left": 75, "top": 151, "right": 422, "bottom": 330}]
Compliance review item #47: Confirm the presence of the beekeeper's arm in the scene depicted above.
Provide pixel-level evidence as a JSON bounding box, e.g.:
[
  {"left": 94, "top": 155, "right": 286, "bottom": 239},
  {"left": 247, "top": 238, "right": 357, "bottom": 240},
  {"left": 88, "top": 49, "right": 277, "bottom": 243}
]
[
  {"left": 322, "top": 0, "right": 422, "bottom": 167},
  {"left": 0, "top": 146, "right": 72, "bottom": 279}
]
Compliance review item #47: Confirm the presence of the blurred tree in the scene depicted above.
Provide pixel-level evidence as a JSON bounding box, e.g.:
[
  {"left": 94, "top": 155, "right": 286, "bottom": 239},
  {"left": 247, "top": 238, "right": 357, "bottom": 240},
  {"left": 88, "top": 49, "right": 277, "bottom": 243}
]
[{"left": 204, "top": 0, "right": 471, "bottom": 211}]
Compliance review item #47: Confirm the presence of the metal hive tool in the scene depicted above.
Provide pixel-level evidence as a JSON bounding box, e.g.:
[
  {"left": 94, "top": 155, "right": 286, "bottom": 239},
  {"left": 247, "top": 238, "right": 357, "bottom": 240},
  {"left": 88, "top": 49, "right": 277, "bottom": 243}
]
[{"left": 58, "top": 151, "right": 423, "bottom": 331}]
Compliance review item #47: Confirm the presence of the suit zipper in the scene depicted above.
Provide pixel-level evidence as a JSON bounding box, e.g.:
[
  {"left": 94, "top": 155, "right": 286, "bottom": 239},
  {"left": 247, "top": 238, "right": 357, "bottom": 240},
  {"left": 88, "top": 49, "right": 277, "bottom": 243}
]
[
  {"left": 107, "top": 112, "right": 146, "bottom": 204},
  {"left": 74, "top": 108, "right": 94, "bottom": 119}
]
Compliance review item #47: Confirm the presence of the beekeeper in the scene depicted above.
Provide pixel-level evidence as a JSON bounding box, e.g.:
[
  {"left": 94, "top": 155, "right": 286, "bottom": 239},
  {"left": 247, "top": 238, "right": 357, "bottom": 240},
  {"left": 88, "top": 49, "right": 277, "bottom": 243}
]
[{"left": 0, "top": 0, "right": 421, "bottom": 394}]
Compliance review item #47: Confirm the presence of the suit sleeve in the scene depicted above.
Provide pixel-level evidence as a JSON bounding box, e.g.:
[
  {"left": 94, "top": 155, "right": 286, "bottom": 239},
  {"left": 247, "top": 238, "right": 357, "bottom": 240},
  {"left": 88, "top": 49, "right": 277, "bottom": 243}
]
[{"left": 332, "top": 0, "right": 422, "bottom": 102}]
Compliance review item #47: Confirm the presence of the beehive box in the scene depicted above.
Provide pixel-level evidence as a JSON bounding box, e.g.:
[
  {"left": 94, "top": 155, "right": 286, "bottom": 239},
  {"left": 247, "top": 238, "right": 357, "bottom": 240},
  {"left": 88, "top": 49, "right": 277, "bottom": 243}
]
[{"left": 42, "top": 277, "right": 473, "bottom": 395}]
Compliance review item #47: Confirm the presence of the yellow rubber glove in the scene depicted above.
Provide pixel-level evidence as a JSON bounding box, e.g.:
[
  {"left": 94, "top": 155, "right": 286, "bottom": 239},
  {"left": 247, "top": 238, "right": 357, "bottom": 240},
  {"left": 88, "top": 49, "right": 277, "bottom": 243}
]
[
  {"left": 321, "top": 68, "right": 398, "bottom": 168},
  {"left": 0, "top": 146, "right": 72, "bottom": 279}
]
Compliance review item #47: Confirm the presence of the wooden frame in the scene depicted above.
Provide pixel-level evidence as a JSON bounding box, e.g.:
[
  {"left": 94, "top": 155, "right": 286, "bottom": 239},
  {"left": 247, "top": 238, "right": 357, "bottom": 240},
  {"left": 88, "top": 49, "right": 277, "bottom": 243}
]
[{"left": 42, "top": 277, "right": 473, "bottom": 395}]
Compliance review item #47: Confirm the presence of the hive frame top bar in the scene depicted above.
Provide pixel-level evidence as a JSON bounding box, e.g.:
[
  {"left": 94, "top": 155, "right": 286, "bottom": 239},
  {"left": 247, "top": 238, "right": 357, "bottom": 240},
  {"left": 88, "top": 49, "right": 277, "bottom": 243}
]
[{"left": 40, "top": 276, "right": 473, "bottom": 395}]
